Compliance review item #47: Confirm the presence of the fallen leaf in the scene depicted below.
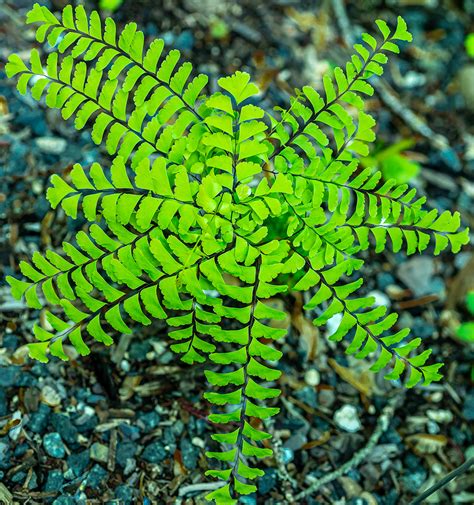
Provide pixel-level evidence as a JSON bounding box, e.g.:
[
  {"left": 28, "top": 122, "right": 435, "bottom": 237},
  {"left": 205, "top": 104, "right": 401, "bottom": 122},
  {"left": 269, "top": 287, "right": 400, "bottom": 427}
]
[
  {"left": 328, "top": 358, "right": 374, "bottom": 397},
  {"left": 405, "top": 433, "right": 448, "bottom": 455}
]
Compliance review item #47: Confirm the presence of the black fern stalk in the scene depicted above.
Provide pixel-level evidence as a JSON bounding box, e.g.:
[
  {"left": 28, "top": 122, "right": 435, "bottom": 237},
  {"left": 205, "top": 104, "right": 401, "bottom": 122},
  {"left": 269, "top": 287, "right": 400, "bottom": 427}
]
[{"left": 6, "top": 4, "right": 469, "bottom": 503}]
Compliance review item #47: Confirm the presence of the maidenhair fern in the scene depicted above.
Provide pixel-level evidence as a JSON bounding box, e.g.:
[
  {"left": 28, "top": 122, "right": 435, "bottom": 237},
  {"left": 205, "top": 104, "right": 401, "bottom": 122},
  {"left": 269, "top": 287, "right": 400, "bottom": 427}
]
[{"left": 6, "top": 5, "right": 469, "bottom": 503}]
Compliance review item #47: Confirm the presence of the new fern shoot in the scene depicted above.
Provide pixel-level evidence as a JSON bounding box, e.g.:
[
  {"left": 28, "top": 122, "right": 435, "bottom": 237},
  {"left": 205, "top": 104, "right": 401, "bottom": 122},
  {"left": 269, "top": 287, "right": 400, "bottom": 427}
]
[{"left": 6, "top": 5, "right": 470, "bottom": 503}]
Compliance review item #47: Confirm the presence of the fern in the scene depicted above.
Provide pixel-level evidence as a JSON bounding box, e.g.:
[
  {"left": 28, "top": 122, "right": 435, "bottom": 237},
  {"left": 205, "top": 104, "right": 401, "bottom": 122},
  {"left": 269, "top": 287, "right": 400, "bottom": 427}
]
[{"left": 6, "top": 5, "right": 470, "bottom": 503}]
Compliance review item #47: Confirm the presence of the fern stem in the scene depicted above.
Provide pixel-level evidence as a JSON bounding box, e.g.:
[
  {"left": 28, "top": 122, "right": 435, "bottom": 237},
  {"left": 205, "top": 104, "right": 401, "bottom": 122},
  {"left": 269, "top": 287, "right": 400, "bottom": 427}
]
[
  {"left": 46, "top": 21, "right": 208, "bottom": 127},
  {"left": 267, "top": 37, "right": 390, "bottom": 162}
]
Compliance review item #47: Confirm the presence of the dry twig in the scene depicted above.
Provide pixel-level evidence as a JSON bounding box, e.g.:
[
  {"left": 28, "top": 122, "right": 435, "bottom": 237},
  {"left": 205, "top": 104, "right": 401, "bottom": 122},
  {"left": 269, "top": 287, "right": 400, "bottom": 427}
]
[{"left": 294, "top": 394, "right": 402, "bottom": 500}]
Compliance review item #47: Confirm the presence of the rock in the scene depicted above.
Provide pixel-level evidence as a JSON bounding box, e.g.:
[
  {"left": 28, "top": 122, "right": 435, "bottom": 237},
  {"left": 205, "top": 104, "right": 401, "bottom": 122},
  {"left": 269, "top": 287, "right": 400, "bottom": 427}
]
[
  {"left": 43, "top": 433, "right": 66, "bottom": 459},
  {"left": 460, "top": 65, "right": 474, "bottom": 111},
  {"left": 0, "top": 366, "right": 21, "bottom": 388},
  {"left": 281, "top": 447, "right": 294, "bottom": 464},
  {"left": 304, "top": 369, "right": 320, "bottom": 386},
  {"left": 326, "top": 313, "right": 343, "bottom": 335},
  {"left": 40, "top": 385, "right": 61, "bottom": 407},
  {"left": 67, "top": 450, "right": 90, "bottom": 477},
  {"left": 128, "top": 341, "right": 152, "bottom": 361},
  {"left": 115, "top": 485, "right": 135, "bottom": 504},
  {"left": 123, "top": 458, "right": 136, "bottom": 475},
  {"left": 397, "top": 257, "right": 435, "bottom": 297},
  {"left": 257, "top": 468, "right": 277, "bottom": 495},
  {"left": 0, "top": 390, "right": 7, "bottom": 417},
  {"left": 28, "top": 404, "right": 51, "bottom": 433},
  {"left": 240, "top": 496, "right": 257, "bottom": 505},
  {"left": 0, "top": 442, "right": 12, "bottom": 470},
  {"left": 367, "top": 290, "right": 391, "bottom": 308},
  {"left": 180, "top": 438, "right": 199, "bottom": 470},
  {"left": 11, "top": 471, "right": 26, "bottom": 484},
  {"left": 174, "top": 31, "right": 194, "bottom": 51},
  {"left": 119, "top": 424, "right": 141, "bottom": 441},
  {"left": 318, "top": 389, "right": 336, "bottom": 408},
  {"left": 295, "top": 386, "right": 318, "bottom": 408},
  {"left": 377, "top": 272, "right": 395, "bottom": 290},
  {"left": 401, "top": 468, "right": 427, "bottom": 494},
  {"left": 45, "top": 469, "right": 64, "bottom": 492},
  {"left": 426, "top": 409, "right": 453, "bottom": 424},
  {"left": 90, "top": 442, "right": 109, "bottom": 464},
  {"left": 28, "top": 471, "right": 38, "bottom": 490},
  {"left": 284, "top": 430, "right": 308, "bottom": 451},
  {"left": 141, "top": 441, "right": 167, "bottom": 463},
  {"left": 86, "top": 464, "right": 108, "bottom": 488},
  {"left": 52, "top": 496, "right": 75, "bottom": 505},
  {"left": 51, "top": 414, "right": 78, "bottom": 446},
  {"left": 465, "top": 445, "right": 474, "bottom": 460},
  {"left": 35, "top": 136, "right": 67, "bottom": 155},
  {"left": 334, "top": 405, "right": 362, "bottom": 433},
  {"left": 116, "top": 441, "right": 138, "bottom": 464},
  {"left": 462, "top": 392, "right": 474, "bottom": 421}
]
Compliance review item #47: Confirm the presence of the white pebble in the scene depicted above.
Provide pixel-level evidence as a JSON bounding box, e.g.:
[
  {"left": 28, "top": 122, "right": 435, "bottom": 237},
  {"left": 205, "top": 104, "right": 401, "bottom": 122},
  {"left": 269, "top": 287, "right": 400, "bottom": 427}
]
[
  {"left": 334, "top": 405, "right": 362, "bottom": 433},
  {"left": 304, "top": 369, "right": 320, "bottom": 387}
]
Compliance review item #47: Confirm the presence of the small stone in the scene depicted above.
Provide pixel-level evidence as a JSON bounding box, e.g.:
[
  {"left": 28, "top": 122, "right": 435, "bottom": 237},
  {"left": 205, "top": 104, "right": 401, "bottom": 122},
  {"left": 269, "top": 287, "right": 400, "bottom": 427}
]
[
  {"left": 465, "top": 445, "right": 474, "bottom": 460},
  {"left": 35, "top": 136, "right": 67, "bottom": 154},
  {"left": 141, "top": 441, "right": 167, "bottom": 463},
  {"left": 114, "top": 485, "right": 134, "bottom": 505},
  {"left": 90, "top": 442, "right": 109, "bottom": 464},
  {"left": 334, "top": 405, "right": 362, "bottom": 433},
  {"left": 123, "top": 458, "right": 136, "bottom": 475},
  {"left": 326, "top": 313, "right": 342, "bottom": 335},
  {"left": 281, "top": 447, "right": 294, "bottom": 464},
  {"left": 304, "top": 369, "right": 320, "bottom": 386},
  {"left": 462, "top": 392, "right": 474, "bottom": 421},
  {"left": 51, "top": 414, "right": 78, "bottom": 446},
  {"left": 257, "top": 468, "right": 277, "bottom": 495},
  {"left": 0, "top": 390, "right": 7, "bottom": 417},
  {"left": 52, "top": 496, "right": 75, "bottom": 505},
  {"left": 191, "top": 437, "right": 205, "bottom": 449},
  {"left": 397, "top": 257, "right": 435, "bottom": 297},
  {"left": 40, "top": 385, "right": 61, "bottom": 407},
  {"left": 86, "top": 464, "right": 108, "bottom": 488},
  {"left": 45, "top": 469, "right": 64, "bottom": 492},
  {"left": 0, "top": 366, "right": 21, "bottom": 388},
  {"left": 119, "top": 424, "right": 141, "bottom": 441},
  {"left": 28, "top": 471, "right": 38, "bottom": 490},
  {"left": 426, "top": 409, "right": 453, "bottom": 424},
  {"left": 116, "top": 441, "right": 138, "bottom": 464},
  {"left": 367, "top": 290, "right": 391, "bottom": 308},
  {"left": 427, "top": 420, "right": 440, "bottom": 435},
  {"left": 67, "top": 450, "right": 90, "bottom": 477},
  {"left": 180, "top": 438, "right": 199, "bottom": 470},
  {"left": 43, "top": 433, "right": 66, "bottom": 459},
  {"left": 28, "top": 404, "right": 51, "bottom": 433},
  {"left": 318, "top": 389, "right": 336, "bottom": 408},
  {"left": 401, "top": 469, "right": 427, "bottom": 493},
  {"left": 295, "top": 386, "right": 318, "bottom": 408},
  {"left": 11, "top": 471, "right": 26, "bottom": 484},
  {"left": 284, "top": 430, "right": 307, "bottom": 451}
]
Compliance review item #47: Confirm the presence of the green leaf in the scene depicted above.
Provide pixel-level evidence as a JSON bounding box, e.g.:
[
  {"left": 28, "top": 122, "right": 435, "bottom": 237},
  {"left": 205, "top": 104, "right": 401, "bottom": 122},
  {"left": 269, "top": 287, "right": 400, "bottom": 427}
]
[{"left": 218, "top": 71, "right": 259, "bottom": 104}]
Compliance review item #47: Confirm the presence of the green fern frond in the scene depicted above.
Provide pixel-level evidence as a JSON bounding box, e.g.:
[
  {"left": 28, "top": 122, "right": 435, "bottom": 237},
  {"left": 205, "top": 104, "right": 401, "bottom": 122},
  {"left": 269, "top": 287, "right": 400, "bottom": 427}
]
[{"left": 6, "top": 6, "right": 470, "bottom": 503}]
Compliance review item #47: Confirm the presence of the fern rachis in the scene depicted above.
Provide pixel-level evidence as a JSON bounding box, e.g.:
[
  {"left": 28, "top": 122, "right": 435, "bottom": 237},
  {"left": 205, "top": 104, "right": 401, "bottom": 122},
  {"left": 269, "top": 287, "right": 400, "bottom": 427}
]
[{"left": 5, "top": 4, "right": 470, "bottom": 503}]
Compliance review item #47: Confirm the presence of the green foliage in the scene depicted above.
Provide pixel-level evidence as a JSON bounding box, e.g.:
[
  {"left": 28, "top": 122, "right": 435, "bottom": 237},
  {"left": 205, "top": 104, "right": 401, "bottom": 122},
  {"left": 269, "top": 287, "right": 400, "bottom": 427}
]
[
  {"left": 99, "top": 0, "right": 124, "bottom": 12},
  {"left": 362, "top": 138, "right": 420, "bottom": 184},
  {"left": 456, "top": 291, "right": 474, "bottom": 343},
  {"left": 6, "top": 5, "right": 470, "bottom": 502},
  {"left": 466, "top": 33, "right": 474, "bottom": 58}
]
